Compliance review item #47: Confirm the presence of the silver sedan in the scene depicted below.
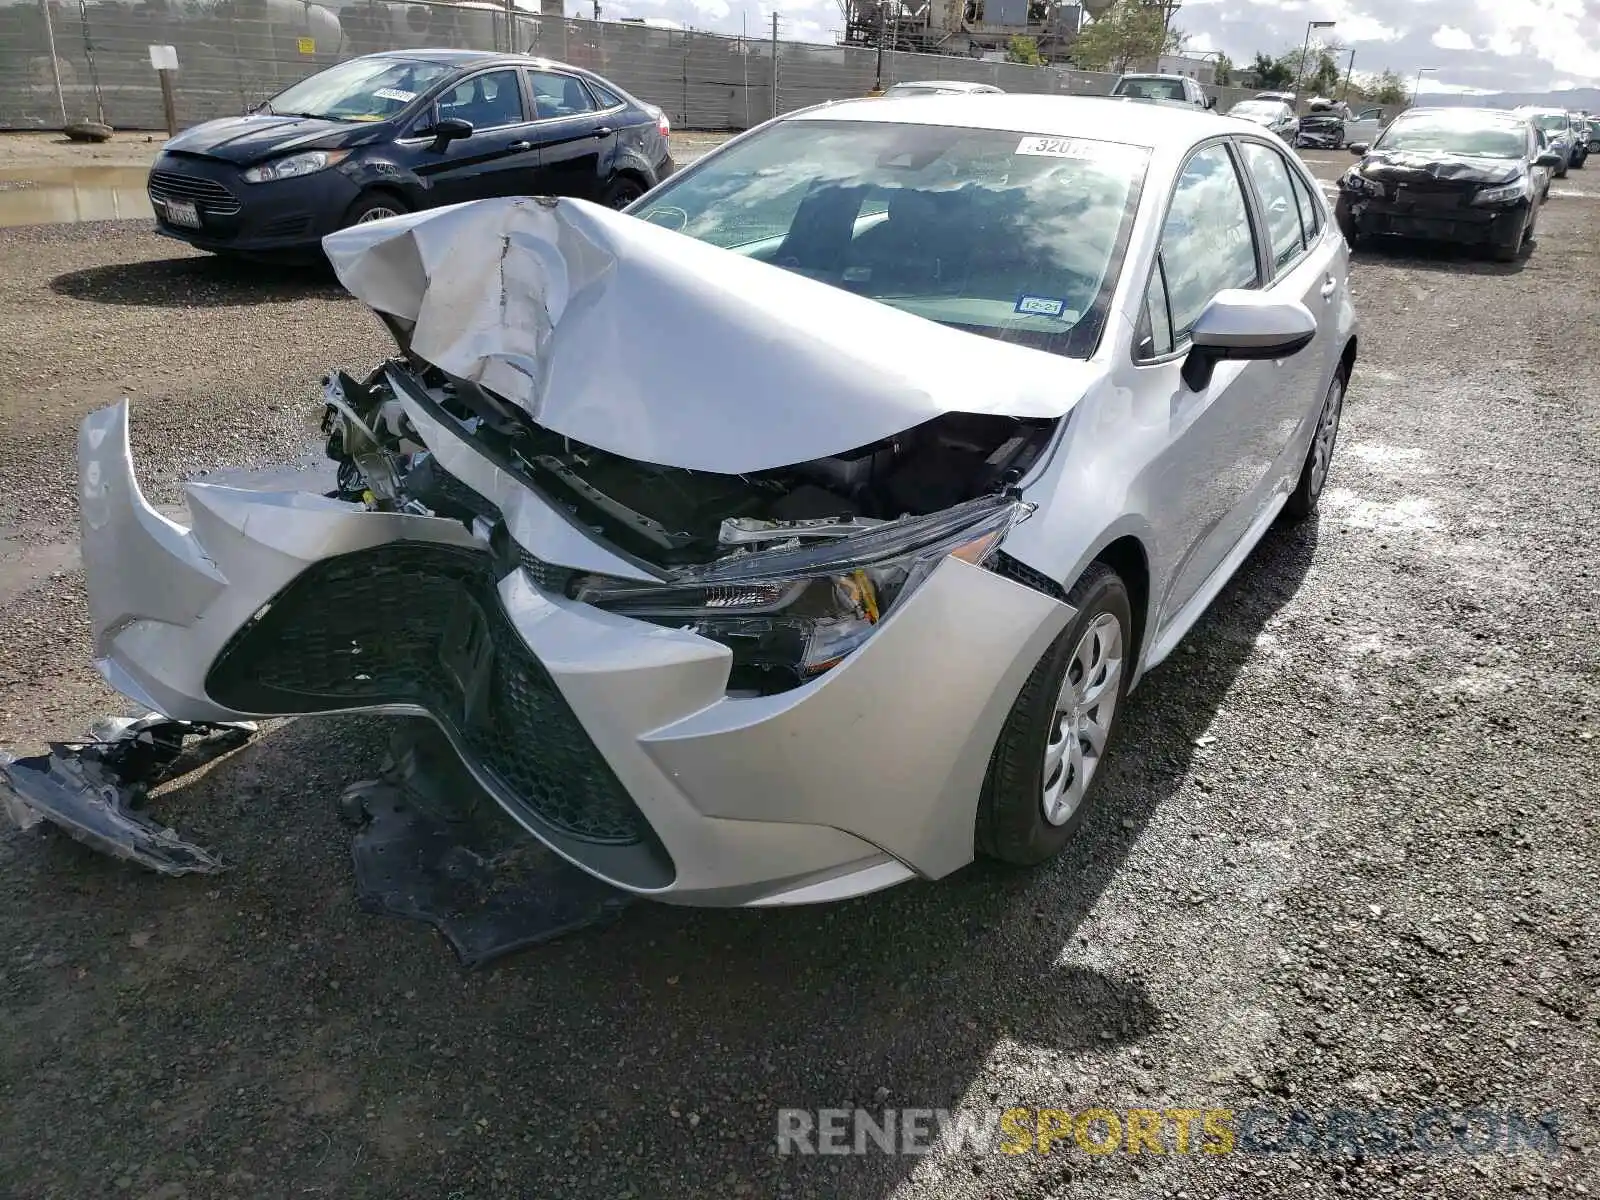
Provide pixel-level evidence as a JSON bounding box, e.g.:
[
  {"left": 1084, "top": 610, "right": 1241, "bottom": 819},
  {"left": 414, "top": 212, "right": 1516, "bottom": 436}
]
[{"left": 64, "top": 95, "right": 1355, "bottom": 905}]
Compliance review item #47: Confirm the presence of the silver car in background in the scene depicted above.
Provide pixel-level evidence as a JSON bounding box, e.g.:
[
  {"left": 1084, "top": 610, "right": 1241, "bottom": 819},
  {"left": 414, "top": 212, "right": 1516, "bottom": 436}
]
[
  {"left": 63, "top": 96, "right": 1356, "bottom": 906},
  {"left": 1229, "top": 99, "right": 1300, "bottom": 143}
]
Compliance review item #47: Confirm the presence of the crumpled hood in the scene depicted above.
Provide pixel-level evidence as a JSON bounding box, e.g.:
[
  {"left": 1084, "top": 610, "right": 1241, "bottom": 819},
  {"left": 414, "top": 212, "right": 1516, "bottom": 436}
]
[
  {"left": 1357, "top": 150, "right": 1522, "bottom": 186},
  {"left": 322, "top": 196, "right": 1095, "bottom": 474},
  {"left": 163, "top": 114, "right": 376, "bottom": 164}
]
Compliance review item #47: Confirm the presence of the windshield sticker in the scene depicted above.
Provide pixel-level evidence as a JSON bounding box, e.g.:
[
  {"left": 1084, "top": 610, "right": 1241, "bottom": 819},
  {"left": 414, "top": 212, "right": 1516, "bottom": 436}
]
[
  {"left": 374, "top": 88, "right": 417, "bottom": 103},
  {"left": 1015, "top": 294, "right": 1068, "bottom": 318},
  {"left": 1015, "top": 135, "right": 1094, "bottom": 159}
]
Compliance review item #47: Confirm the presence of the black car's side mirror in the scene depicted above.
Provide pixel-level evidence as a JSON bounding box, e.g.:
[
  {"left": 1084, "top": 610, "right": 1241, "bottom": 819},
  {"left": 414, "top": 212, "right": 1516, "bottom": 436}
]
[
  {"left": 1348, "top": 142, "right": 1370, "bottom": 156},
  {"left": 1536, "top": 151, "right": 1565, "bottom": 168},
  {"left": 428, "top": 117, "right": 474, "bottom": 151}
]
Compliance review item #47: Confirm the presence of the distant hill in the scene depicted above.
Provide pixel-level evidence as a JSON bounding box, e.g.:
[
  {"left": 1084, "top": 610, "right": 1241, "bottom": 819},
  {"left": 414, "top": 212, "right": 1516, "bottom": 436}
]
[{"left": 1434, "top": 87, "right": 1600, "bottom": 110}]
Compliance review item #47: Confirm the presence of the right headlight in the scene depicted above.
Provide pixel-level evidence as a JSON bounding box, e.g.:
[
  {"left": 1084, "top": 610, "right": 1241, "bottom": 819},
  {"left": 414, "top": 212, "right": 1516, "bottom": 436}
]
[
  {"left": 569, "top": 495, "right": 1031, "bottom": 691},
  {"left": 1472, "top": 177, "right": 1530, "bottom": 206}
]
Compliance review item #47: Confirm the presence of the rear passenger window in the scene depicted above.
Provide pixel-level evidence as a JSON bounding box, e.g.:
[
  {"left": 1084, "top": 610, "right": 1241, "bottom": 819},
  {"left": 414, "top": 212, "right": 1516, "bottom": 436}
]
[
  {"left": 1289, "top": 167, "right": 1322, "bottom": 241},
  {"left": 1240, "top": 142, "right": 1307, "bottom": 273},
  {"left": 1154, "top": 143, "right": 1260, "bottom": 347},
  {"left": 590, "top": 83, "right": 624, "bottom": 108}
]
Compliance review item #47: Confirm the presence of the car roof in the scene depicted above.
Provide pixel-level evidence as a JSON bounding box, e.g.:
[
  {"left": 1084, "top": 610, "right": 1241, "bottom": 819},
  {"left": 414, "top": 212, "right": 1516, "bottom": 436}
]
[
  {"left": 361, "top": 49, "right": 608, "bottom": 78},
  {"left": 1514, "top": 105, "right": 1568, "bottom": 115},
  {"left": 889, "top": 80, "right": 996, "bottom": 89},
  {"left": 794, "top": 93, "right": 1236, "bottom": 148}
]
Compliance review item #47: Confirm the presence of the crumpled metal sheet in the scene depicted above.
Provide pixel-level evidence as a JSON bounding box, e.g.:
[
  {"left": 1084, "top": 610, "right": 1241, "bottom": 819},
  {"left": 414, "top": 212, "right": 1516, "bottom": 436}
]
[
  {"left": 1, "top": 715, "right": 256, "bottom": 875},
  {"left": 322, "top": 196, "right": 1092, "bottom": 474},
  {"left": 1359, "top": 150, "right": 1520, "bottom": 186}
]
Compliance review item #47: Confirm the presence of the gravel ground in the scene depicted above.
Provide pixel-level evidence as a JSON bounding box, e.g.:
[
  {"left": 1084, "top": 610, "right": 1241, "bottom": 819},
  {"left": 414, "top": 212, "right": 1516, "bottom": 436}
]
[{"left": 1, "top": 150, "right": 1597, "bottom": 1200}]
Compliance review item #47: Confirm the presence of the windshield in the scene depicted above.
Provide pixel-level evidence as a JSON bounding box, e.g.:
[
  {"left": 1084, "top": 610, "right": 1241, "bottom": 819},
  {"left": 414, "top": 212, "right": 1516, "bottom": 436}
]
[
  {"left": 1230, "top": 102, "right": 1282, "bottom": 120},
  {"left": 266, "top": 57, "right": 452, "bottom": 122},
  {"left": 1117, "top": 78, "right": 1185, "bottom": 102},
  {"left": 632, "top": 120, "right": 1149, "bottom": 359},
  {"left": 1376, "top": 115, "right": 1528, "bottom": 159},
  {"left": 1526, "top": 113, "right": 1568, "bottom": 133}
]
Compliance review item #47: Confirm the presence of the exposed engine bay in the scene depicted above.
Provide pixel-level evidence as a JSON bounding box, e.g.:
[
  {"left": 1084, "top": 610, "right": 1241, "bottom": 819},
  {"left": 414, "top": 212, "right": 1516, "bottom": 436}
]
[
  {"left": 324, "top": 360, "right": 1054, "bottom": 568},
  {"left": 321, "top": 355, "right": 1052, "bottom": 695}
]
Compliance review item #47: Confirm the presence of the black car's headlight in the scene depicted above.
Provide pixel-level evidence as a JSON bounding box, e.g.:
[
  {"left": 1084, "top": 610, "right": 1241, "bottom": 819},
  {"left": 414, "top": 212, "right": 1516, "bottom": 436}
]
[
  {"left": 570, "top": 495, "right": 1031, "bottom": 689},
  {"left": 1472, "top": 177, "right": 1531, "bottom": 207},
  {"left": 1340, "top": 169, "right": 1385, "bottom": 198},
  {"left": 242, "top": 149, "right": 351, "bottom": 184}
]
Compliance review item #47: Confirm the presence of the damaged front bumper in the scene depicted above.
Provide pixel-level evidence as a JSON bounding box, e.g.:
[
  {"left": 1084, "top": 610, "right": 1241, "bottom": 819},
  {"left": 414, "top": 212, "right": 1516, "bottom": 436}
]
[{"left": 74, "top": 398, "right": 1071, "bottom": 906}]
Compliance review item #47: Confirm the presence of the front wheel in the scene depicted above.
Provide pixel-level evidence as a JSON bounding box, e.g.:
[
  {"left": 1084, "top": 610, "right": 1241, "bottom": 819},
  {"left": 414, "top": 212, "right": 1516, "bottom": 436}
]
[
  {"left": 341, "top": 192, "right": 409, "bottom": 228},
  {"left": 1283, "top": 370, "right": 1346, "bottom": 520},
  {"left": 977, "top": 563, "right": 1133, "bottom": 866}
]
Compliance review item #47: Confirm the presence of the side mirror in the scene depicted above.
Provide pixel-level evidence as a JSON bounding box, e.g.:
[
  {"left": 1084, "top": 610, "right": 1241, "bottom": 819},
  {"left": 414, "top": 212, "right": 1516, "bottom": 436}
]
[
  {"left": 428, "top": 117, "right": 473, "bottom": 151},
  {"left": 1536, "top": 151, "right": 1564, "bottom": 168},
  {"left": 1348, "top": 142, "right": 1370, "bottom": 156},
  {"left": 1206, "top": 96, "right": 1217, "bottom": 110},
  {"left": 1182, "top": 290, "right": 1317, "bottom": 392}
]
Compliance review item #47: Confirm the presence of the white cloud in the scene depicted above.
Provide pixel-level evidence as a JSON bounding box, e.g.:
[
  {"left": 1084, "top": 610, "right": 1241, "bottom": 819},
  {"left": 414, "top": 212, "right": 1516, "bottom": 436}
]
[{"left": 1431, "top": 25, "right": 1475, "bottom": 51}]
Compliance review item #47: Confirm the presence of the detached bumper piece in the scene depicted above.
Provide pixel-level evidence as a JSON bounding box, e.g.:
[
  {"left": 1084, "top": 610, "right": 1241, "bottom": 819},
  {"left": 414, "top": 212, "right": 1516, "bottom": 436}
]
[
  {"left": 340, "top": 718, "right": 632, "bottom": 968},
  {"left": 1, "top": 715, "right": 256, "bottom": 875}
]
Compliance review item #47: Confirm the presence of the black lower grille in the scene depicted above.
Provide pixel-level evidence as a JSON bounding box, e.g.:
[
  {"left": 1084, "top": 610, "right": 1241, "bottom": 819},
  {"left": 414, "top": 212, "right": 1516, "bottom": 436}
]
[
  {"left": 206, "top": 542, "right": 647, "bottom": 845},
  {"left": 259, "top": 212, "right": 313, "bottom": 239},
  {"left": 148, "top": 169, "right": 242, "bottom": 215},
  {"left": 991, "top": 552, "right": 1068, "bottom": 601}
]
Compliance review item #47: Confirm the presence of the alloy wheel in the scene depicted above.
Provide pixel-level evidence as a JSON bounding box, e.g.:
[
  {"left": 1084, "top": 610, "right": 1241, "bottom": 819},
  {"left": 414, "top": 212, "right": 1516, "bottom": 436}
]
[
  {"left": 355, "top": 205, "right": 401, "bottom": 223},
  {"left": 1041, "top": 612, "right": 1123, "bottom": 826},
  {"left": 1308, "top": 375, "right": 1346, "bottom": 498}
]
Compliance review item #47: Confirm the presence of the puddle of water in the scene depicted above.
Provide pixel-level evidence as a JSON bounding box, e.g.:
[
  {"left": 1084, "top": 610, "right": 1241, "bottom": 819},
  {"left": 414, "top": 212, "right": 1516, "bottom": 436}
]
[{"left": 0, "top": 165, "right": 153, "bottom": 227}]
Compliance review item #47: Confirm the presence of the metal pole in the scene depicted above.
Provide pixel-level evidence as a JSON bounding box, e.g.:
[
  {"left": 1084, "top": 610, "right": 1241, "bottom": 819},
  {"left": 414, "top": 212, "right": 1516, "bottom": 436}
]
[
  {"left": 771, "top": 11, "right": 779, "bottom": 120},
  {"left": 39, "top": 0, "right": 69, "bottom": 126},
  {"left": 1295, "top": 21, "right": 1312, "bottom": 97},
  {"left": 1341, "top": 48, "right": 1354, "bottom": 101},
  {"left": 873, "top": 3, "right": 885, "bottom": 91}
]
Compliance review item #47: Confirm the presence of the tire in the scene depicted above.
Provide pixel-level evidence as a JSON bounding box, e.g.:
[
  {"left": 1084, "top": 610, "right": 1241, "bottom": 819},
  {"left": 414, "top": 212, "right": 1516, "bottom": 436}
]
[
  {"left": 1334, "top": 199, "right": 1363, "bottom": 250},
  {"left": 976, "top": 562, "right": 1134, "bottom": 866},
  {"left": 1283, "top": 369, "right": 1346, "bottom": 520},
  {"left": 1573, "top": 151, "right": 1586, "bottom": 170},
  {"left": 1493, "top": 231, "right": 1524, "bottom": 263},
  {"left": 600, "top": 176, "right": 647, "bottom": 210},
  {"left": 341, "top": 192, "right": 409, "bottom": 228}
]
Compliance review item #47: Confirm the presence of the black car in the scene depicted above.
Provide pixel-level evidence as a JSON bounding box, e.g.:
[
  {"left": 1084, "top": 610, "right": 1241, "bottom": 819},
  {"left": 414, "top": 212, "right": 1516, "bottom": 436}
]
[
  {"left": 146, "top": 50, "right": 674, "bottom": 259},
  {"left": 1335, "top": 107, "right": 1564, "bottom": 262}
]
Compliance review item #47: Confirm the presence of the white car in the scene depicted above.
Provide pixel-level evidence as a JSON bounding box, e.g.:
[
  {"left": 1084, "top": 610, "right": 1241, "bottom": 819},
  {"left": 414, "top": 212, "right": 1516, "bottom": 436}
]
[
  {"left": 16, "top": 96, "right": 1357, "bottom": 907},
  {"left": 882, "top": 80, "right": 1003, "bottom": 98}
]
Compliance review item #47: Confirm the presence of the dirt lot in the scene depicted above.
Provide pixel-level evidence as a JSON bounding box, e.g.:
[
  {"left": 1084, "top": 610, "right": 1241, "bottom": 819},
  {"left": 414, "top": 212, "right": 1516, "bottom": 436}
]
[{"left": 1, "top": 150, "right": 1597, "bottom": 1200}]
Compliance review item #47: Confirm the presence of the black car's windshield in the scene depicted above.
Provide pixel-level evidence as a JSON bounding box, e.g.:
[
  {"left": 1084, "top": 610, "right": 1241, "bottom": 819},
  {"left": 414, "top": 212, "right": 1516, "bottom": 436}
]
[
  {"left": 632, "top": 119, "right": 1149, "bottom": 359},
  {"left": 1117, "top": 78, "right": 1185, "bottom": 102},
  {"left": 1376, "top": 115, "right": 1528, "bottom": 159},
  {"left": 266, "top": 57, "right": 452, "bottom": 122}
]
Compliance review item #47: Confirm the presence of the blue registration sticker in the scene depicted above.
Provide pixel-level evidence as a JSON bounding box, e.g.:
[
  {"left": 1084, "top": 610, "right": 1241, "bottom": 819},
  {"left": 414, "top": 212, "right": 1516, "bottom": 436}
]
[{"left": 1015, "top": 294, "right": 1068, "bottom": 318}]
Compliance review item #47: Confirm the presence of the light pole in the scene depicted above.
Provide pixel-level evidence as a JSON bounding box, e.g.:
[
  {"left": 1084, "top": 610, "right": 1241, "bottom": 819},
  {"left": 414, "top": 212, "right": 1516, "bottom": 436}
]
[
  {"left": 1413, "top": 66, "right": 1437, "bottom": 106},
  {"left": 1340, "top": 47, "right": 1356, "bottom": 101},
  {"left": 1295, "top": 19, "right": 1336, "bottom": 98}
]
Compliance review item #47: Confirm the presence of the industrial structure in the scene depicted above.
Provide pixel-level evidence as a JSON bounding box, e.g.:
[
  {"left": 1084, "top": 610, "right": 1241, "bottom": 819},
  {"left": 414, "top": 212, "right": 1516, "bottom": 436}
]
[{"left": 839, "top": 0, "right": 1184, "bottom": 67}]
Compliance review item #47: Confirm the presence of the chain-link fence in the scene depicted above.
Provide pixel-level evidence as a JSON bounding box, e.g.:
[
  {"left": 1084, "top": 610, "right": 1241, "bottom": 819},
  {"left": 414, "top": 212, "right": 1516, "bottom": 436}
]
[{"left": 0, "top": 0, "right": 1256, "bottom": 132}]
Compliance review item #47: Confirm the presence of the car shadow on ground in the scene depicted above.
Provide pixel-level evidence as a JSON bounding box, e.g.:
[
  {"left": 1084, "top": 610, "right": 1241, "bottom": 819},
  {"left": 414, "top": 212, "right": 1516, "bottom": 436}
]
[
  {"left": 49, "top": 253, "right": 343, "bottom": 307},
  {"left": 4, "top": 515, "right": 1321, "bottom": 1197},
  {"left": 1351, "top": 236, "right": 1533, "bottom": 276}
]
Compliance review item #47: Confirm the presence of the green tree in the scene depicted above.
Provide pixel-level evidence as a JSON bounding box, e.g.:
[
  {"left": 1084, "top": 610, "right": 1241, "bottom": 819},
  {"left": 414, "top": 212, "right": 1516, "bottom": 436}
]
[
  {"left": 1007, "top": 34, "right": 1045, "bottom": 64},
  {"left": 1213, "top": 51, "right": 1234, "bottom": 87},
  {"left": 1070, "top": 0, "right": 1181, "bottom": 73},
  {"left": 1370, "top": 68, "right": 1409, "bottom": 105},
  {"left": 1250, "top": 51, "right": 1294, "bottom": 89}
]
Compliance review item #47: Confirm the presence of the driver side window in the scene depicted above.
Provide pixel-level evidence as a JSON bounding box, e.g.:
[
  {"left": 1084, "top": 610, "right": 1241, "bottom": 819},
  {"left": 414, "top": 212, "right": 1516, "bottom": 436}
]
[{"left": 1138, "top": 143, "right": 1261, "bottom": 360}]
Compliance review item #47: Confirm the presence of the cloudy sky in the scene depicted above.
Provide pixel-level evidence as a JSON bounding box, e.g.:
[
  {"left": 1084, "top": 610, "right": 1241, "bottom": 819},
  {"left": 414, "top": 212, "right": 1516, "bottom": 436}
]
[{"left": 595, "top": 0, "right": 1600, "bottom": 94}]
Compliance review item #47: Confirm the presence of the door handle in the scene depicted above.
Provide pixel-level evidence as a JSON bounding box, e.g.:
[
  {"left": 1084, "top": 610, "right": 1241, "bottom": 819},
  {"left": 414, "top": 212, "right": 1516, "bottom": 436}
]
[
  {"left": 508, "top": 140, "right": 532, "bottom": 152},
  {"left": 1320, "top": 275, "right": 1338, "bottom": 299},
  {"left": 593, "top": 126, "right": 614, "bottom": 138}
]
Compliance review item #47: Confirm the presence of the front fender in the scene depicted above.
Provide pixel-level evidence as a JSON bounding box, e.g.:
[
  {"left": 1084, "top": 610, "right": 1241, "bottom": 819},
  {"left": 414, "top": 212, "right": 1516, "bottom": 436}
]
[{"left": 339, "top": 156, "right": 426, "bottom": 206}]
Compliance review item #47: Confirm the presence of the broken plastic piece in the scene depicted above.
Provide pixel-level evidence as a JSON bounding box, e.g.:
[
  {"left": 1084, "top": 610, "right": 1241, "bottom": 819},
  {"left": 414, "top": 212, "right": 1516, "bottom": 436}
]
[
  {"left": 0, "top": 715, "right": 256, "bottom": 875},
  {"left": 341, "top": 719, "right": 631, "bottom": 967}
]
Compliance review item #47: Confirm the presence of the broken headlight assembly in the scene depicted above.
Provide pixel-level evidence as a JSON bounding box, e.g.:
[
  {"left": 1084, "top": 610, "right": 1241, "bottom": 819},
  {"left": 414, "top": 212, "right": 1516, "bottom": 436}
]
[
  {"left": 570, "top": 495, "right": 1031, "bottom": 693},
  {"left": 1471, "top": 177, "right": 1531, "bottom": 206},
  {"left": 1340, "top": 169, "right": 1385, "bottom": 198}
]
